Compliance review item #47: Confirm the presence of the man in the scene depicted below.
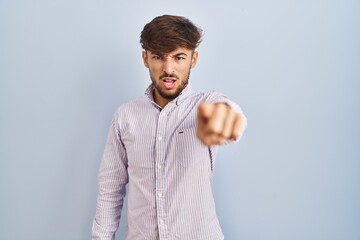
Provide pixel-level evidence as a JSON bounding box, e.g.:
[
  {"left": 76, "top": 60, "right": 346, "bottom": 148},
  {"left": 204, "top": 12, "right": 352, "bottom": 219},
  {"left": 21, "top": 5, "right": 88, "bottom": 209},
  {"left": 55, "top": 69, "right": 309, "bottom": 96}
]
[{"left": 92, "top": 15, "right": 247, "bottom": 240}]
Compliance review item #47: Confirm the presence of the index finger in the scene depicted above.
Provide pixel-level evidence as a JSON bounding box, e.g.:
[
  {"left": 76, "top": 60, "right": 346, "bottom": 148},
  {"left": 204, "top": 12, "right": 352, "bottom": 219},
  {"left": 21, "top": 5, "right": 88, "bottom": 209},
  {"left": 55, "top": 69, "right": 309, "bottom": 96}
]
[{"left": 205, "top": 103, "right": 229, "bottom": 134}]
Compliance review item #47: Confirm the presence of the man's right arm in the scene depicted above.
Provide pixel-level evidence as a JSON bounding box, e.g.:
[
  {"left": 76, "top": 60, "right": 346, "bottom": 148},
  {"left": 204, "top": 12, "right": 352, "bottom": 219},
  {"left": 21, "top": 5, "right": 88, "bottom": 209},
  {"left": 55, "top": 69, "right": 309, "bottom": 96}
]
[{"left": 92, "top": 112, "right": 129, "bottom": 240}]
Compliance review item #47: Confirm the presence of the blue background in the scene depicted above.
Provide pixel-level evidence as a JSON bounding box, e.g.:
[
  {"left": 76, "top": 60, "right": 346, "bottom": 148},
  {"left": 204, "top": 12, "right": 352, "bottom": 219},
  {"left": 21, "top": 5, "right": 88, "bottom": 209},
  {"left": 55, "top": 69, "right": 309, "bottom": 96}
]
[{"left": 0, "top": 0, "right": 359, "bottom": 239}]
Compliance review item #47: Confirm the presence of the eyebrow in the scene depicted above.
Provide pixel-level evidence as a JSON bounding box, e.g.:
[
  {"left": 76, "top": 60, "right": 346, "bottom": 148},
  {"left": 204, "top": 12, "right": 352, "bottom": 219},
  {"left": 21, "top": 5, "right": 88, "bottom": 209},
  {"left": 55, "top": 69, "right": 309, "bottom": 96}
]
[
  {"left": 173, "top": 53, "right": 188, "bottom": 57},
  {"left": 151, "top": 52, "right": 188, "bottom": 58}
]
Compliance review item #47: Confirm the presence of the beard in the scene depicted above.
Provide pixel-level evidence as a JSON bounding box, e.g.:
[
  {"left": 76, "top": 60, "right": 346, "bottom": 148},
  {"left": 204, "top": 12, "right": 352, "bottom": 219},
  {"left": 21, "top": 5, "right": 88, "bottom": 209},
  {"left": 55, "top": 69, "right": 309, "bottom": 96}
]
[{"left": 149, "top": 68, "right": 191, "bottom": 100}]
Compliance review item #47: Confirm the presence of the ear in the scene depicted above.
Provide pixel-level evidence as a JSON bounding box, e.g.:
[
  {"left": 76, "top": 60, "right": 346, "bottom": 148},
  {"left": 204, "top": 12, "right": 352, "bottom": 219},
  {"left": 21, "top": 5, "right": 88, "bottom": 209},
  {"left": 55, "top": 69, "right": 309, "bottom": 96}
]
[
  {"left": 191, "top": 51, "right": 198, "bottom": 69},
  {"left": 142, "top": 51, "right": 149, "bottom": 68}
]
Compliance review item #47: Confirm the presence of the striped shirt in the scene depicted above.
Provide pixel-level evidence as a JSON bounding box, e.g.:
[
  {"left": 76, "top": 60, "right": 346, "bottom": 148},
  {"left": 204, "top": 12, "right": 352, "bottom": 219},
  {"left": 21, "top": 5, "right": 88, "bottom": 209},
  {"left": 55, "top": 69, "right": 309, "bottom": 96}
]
[{"left": 92, "top": 84, "right": 246, "bottom": 240}]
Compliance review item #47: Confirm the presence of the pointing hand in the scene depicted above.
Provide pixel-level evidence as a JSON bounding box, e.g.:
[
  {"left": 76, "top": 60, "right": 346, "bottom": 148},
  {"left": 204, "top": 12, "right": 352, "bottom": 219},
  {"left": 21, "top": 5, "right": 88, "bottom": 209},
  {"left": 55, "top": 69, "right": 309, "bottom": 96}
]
[{"left": 196, "top": 102, "right": 246, "bottom": 146}]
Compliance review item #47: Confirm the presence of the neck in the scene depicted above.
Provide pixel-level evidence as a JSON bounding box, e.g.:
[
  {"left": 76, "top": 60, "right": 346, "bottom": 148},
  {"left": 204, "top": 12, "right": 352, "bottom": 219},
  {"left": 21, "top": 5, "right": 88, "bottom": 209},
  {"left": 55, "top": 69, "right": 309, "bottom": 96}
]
[{"left": 153, "top": 90, "right": 171, "bottom": 108}]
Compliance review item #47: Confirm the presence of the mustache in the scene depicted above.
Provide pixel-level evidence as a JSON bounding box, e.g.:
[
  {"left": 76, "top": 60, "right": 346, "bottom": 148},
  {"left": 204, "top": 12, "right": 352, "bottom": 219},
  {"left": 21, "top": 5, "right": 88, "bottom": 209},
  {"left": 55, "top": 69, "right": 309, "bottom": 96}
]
[{"left": 159, "top": 73, "right": 179, "bottom": 80}]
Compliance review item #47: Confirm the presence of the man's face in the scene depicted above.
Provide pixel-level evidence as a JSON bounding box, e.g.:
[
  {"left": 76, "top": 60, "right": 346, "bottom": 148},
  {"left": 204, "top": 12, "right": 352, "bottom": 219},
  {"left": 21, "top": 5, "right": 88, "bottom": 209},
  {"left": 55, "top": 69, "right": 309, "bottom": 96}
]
[{"left": 142, "top": 47, "right": 198, "bottom": 107}]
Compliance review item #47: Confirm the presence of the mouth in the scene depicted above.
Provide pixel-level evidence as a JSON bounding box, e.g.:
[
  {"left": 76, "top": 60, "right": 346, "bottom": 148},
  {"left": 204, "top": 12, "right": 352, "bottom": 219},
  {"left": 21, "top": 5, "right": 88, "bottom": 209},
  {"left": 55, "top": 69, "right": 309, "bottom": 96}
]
[{"left": 162, "top": 78, "right": 176, "bottom": 89}]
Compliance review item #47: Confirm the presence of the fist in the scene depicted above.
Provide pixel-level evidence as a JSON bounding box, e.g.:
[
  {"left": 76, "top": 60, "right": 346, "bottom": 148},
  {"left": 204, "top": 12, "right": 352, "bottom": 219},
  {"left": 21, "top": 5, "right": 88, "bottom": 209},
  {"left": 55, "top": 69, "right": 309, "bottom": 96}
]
[{"left": 196, "top": 102, "right": 246, "bottom": 146}]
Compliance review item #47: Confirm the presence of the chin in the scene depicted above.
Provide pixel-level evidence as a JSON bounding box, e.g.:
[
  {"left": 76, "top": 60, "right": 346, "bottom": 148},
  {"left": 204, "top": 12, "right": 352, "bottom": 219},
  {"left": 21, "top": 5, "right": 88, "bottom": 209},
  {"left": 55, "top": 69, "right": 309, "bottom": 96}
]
[{"left": 160, "top": 90, "right": 180, "bottom": 100}]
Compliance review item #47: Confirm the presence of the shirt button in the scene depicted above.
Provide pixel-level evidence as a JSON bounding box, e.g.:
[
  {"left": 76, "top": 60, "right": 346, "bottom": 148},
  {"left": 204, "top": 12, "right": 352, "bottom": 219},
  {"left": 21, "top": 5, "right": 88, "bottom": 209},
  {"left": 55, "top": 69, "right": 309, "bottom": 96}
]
[
  {"left": 158, "top": 192, "right": 163, "bottom": 197},
  {"left": 159, "top": 219, "right": 164, "bottom": 225},
  {"left": 158, "top": 136, "right": 163, "bottom": 141},
  {"left": 157, "top": 164, "right": 162, "bottom": 169}
]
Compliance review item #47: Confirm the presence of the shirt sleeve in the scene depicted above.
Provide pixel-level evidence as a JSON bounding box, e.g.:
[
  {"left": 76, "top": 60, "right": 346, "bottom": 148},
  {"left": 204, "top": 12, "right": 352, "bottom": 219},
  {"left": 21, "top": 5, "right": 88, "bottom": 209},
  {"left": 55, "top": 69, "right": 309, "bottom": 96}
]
[{"left": 92, "top": 110, "right": 129, "bottom": 240}]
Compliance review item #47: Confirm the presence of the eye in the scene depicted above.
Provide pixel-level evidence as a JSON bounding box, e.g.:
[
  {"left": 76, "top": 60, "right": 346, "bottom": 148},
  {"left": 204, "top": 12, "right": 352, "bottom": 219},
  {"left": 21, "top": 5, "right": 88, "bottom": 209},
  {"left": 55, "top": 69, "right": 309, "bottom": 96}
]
[
  {"left": 175, "top": 56, "right": 186, "bottom": 61},
  {"left": 152, "top": 55, "right": 162, "bottom": 60}
]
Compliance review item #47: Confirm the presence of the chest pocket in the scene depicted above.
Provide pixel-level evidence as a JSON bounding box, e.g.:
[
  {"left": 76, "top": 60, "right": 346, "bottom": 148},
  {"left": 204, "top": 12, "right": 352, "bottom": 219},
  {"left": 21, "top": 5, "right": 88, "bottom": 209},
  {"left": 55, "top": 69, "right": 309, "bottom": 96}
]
[{"left": 169, "top": 127, "right": 210, "bottom": 167}]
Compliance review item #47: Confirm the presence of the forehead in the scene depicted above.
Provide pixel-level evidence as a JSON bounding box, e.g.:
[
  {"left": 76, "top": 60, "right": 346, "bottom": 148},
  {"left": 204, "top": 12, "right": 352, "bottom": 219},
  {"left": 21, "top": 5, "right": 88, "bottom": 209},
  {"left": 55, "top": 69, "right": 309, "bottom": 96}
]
[{"left": 149, "top": 47, "right": 193, "bottom": 56}]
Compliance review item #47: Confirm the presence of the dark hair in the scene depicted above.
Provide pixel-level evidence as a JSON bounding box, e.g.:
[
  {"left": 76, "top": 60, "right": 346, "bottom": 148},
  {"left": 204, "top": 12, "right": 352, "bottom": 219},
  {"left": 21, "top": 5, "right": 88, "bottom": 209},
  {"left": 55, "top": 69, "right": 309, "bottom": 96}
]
[{"left": 140, "top": 15, "right": 202, "bottom": 53}]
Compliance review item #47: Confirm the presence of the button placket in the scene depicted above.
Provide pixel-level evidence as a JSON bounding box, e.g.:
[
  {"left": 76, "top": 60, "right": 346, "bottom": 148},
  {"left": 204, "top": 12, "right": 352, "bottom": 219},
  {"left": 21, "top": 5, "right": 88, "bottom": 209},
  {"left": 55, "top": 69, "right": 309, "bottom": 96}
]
[{"left": 155, "top": 109, "right": 169, "bottom": 239}]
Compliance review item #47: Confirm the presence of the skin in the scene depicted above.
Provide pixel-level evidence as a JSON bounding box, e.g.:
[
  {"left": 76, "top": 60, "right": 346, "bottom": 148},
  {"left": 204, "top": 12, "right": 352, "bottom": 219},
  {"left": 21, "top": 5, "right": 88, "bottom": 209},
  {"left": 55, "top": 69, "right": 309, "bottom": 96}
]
[
  {"left": 142, "top": 47, "right": 245, "bottom": 146},
  {"left": 142, "top": 47, "right": 198, "bottom": 108},
  {"left": 196, "top": 102, "right": 244, "bottom": 146}
]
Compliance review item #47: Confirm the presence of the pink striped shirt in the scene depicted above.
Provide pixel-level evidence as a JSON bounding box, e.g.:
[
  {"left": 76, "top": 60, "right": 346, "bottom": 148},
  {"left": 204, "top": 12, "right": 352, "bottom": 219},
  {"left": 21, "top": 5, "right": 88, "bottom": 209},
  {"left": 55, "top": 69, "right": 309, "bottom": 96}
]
[{"left": 92, "top": 84, "right": 246, "bottom": 240}]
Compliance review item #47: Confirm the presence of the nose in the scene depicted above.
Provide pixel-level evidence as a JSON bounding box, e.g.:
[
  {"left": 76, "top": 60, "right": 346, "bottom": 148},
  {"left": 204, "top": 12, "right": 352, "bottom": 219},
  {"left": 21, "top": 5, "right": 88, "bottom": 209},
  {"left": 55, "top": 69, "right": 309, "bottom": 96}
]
[{"left": 162, "top": 57, "right": 175, "bottom": 75}]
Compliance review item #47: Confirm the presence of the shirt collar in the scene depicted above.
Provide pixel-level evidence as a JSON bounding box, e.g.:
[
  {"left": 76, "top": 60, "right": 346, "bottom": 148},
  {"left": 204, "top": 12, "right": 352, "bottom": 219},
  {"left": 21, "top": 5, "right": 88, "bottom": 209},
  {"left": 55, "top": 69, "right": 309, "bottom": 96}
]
[{"left": 144, "top": 83, "right": 194, "bottom": 108}]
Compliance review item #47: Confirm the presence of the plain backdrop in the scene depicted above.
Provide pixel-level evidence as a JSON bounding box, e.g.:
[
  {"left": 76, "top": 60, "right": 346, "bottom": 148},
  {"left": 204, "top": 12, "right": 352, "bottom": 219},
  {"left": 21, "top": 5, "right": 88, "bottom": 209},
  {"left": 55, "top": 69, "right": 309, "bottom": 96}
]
[{"left": 0, "top": 0, "right": 359, "bottom": 239}]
